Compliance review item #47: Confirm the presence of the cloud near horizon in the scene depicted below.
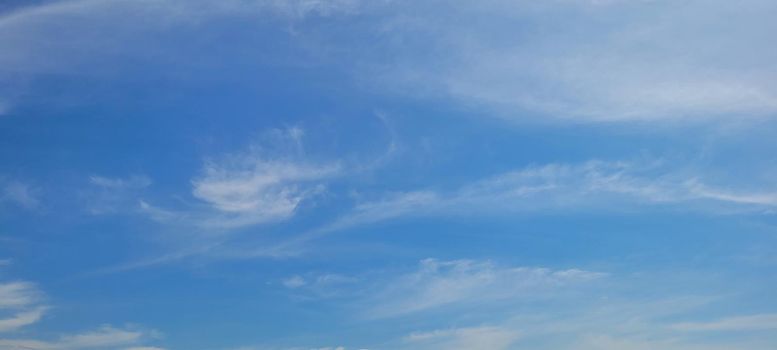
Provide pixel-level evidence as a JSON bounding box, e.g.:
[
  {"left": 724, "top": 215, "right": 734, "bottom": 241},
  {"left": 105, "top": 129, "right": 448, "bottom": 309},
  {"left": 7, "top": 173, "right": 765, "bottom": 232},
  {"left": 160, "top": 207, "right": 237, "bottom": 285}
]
[{"left": 0, "top": 273, "right": 163, "bottom": 349}]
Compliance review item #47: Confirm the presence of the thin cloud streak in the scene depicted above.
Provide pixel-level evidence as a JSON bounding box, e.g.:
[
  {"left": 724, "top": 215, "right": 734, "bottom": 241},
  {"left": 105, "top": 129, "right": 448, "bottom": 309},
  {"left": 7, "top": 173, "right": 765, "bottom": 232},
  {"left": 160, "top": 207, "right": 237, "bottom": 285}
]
[
  {"left": 0, "top": 325, "right": 161, "bottom": 350},
  {"left": 213, "top": 158, "right": 777, "bottom": 260},
  {"left": 671, "top": 314, "right": 777, "bottom": 332},
  {"left": 267, "top": 159, "right": 777, "bottom": 254},
  {"left": 403, "top": 326, "right": 521, "bottom": 350},
  {"left": 364, "top": 258, "right": 605, "bottom": 318}
]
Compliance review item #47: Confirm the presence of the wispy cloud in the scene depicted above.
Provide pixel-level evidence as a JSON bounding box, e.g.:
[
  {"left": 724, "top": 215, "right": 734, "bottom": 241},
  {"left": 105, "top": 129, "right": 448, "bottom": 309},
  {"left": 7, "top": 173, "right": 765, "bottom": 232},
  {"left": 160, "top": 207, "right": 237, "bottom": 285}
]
[
  {"left": 671, "top": 314, "right": 777, "bottom": 332},
  {"left": 1, "top": 180, "right": 40, "bottom": 210},
  {"left": 0, "top": 306, "right": 46, "bottom": 333},
  {"left": 365, "top": 258, "right": 605, "bottom": 318},
  {"left": 190, "top": 152, "right": 337, "bottom": 229},
  {"left": 279, "top": 273, "right": 360, "bottom": 300},
  {"left": 178, "top": 158, "right": 777, "bottom": 261},
  {"left": 0, "top": 325, "right": 162, "bottom": 350},
  {"left": 89, "top": 175, "right": 151, "bottom": 190},
  {"left": 393, "top": 296, "right": 777, "bottom": 350},
  {"left": 568, "top": 334, "right": 768, "bottom": 350},
  {"left": 320, "top": 160, "right": 777, "bottom": 235},
  {"left": 0, "top": 280, "right": 45, "bottom": 333},
  {"left": 83, "top": 175, "right": 151, "bottom": 215},
  {"left": 368, "top": 0, "right": 777, "bottom": 122},
  {"left": 140, "top": 128, "right": 339, "bottom": 231},
  {"left": 0, "top": 0, "right": 364, "bottom": 115},
  {"left": 281, "top": 275, "right": 306, "bottom": 289},
  {"left": 0, "top": 281, "right": 41, "bottom": 309},
  {"left": 404, "top": 326, "right": 521, "bottom": 350},
  {"left": 6, "top": 1, "right": 775, "bottom": 124},
  {"left": 272, "top": 264, "right": 777, "bottom": 349},
  {"left": 228, "top": 346, "right": 351, "bottom": 350},
  {"left": 0, "top": 273, "right": 163, "bottom": 349}
]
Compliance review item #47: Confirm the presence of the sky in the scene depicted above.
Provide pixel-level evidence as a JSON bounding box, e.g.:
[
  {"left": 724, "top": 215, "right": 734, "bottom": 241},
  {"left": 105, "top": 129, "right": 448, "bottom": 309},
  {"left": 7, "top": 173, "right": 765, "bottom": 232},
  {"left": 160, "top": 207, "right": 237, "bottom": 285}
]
[{"left": 1, "top": 0, "right": 777, "bottom": 349}]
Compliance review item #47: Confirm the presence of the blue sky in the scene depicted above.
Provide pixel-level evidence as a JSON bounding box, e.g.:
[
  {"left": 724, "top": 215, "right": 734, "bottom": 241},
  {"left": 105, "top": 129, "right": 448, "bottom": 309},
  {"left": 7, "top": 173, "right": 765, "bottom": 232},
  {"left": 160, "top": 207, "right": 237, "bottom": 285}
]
[{"left": 1, "top": 0, "right": 777, "bottom": 349}]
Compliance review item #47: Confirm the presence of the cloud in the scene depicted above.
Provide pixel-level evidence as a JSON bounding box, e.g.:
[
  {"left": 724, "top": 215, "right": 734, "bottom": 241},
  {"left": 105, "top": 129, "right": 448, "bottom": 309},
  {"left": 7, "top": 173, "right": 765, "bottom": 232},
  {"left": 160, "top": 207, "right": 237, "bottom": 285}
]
[
  {"left": 229, "top": 346, "right": 353, "bottom": 350},
  {"left": 0, "top": 281, "right": 41, "bottom": 309},
  {"left": 390, "top": 296, "right": 777, "bottom": 350},
  {"left": 321, "top": 160, "right": 777, "bottom": 234},
  {"left": 366, "top": 258, "right": 605, "bottom": 318},
  {"left": 89, "top": 176, "right": 151, "bottom": 190},
  {"left": 671, "top": 314, "right": 777, "bottom": 332},
  {"left": 0, "top": 274, "right": 162, "bottom": 348},
  {"left": 366, "top": 0, "right": 777, "bottom": 122},
  {"left": 0, "top": 0, "right": 365, "bottom": 114},
  {"left": 282, "top": 275, "right": 306, "bottom": 289},
  {"left": 1, "top": 180, "right": 40, "bottom": 209},
  {"left": 110, "top": 156, "right": 777, "bottom": 269},
  {"left": 4, "top": 0, "right": 774, "bottom": 124},
  {"left": 569, "top": 334, "right": 769, "bottom": 350},
  {"left": 0, "top": 325, "right": 161, "bottom": 350},
  {"left": 84, "top": 175, "right": 151, "bottom": 215},
  {"left": 190, "top": 154, "right": 337, "bottom": 228},
  {"left": 211, "top": 157, "right": 777, "bottom": 260},
  {"left": 513, "top": 297, "right": 777, "bottom": 349},
  {"left": 140, "top": 128, "right": 339, "bottom": 230},
  {"left": 0, "top": 307, "right": 46, "bottom": 333},
  {"left": 0, "top": 280, "right": 45, "bottom": 333},
  {"left": 279, "top": 273, "right": 360, "bottom": 300},
  {"left": 404, "top": 326, "right": 521, "bottom": 350}
]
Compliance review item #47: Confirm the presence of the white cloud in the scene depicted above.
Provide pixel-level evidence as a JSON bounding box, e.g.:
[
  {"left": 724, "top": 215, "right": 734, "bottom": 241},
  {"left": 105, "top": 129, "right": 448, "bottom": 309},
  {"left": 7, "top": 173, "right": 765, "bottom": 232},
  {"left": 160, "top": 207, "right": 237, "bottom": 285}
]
[
  {"left": 391, "top": 297, "right": 777, "bottom": 350},
  {"left": 1, "top": 180, "right": 39, "bottom": 209},
  {"left": 191, "top": 157, "right": 336, "bottom": 228},
  {"left": 0, "top": 281, "right": 41, "bottom": 309},
  {"left": 229, "top": 346, "right": 353, "bottom": 350},
  {"left": 142, "top": 128, "right": 339, "bottom": 230},
  {"left": 0, "top": 307, "right": 46, "bottom": 332},
  {"left": 368, "top": 0, "right": 777, "bottom": 122},
  {"left": 2, "top": 0, "right": 775, "bottom": 123},
  {"left": 569, "top": 334, "right": 766, "bottom": 350},
  {"left": 0, "top": 280, "right": 45, "bottom": 333},
  {"left": 518, "top": 297, "right": 777, "bottom": 349},
  {"left": 367, "top": 258, "right": 605, "bottom": 318},
  {"left": 0, "top": 275, "right": 161, "bottom": 348},
  {"left": 120, "top": 157, "right": 777, "bottom": 267},
  {"left": 686, "top": 182, "right": 777, "bottom": 206},
  {"left": 322, "top": 160, "right": 777, "bottom": 234},
  {"left": 404, "top": 326, "right": 521, "bottom": 350},
  {"left": 671, "top": 314, "right": 777, "bottom": 332},
  {"left": 279, "top": 272, "right": 360, "bottom": 300},
  {"left": 0, "top": 325, "right": 162, "bottom": 349},
  {"left": 282, "top": 275, "right": 306, "bottom": 289},
  {"left": 57, "top": 326, "right": 144, "bottom": 348}
]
